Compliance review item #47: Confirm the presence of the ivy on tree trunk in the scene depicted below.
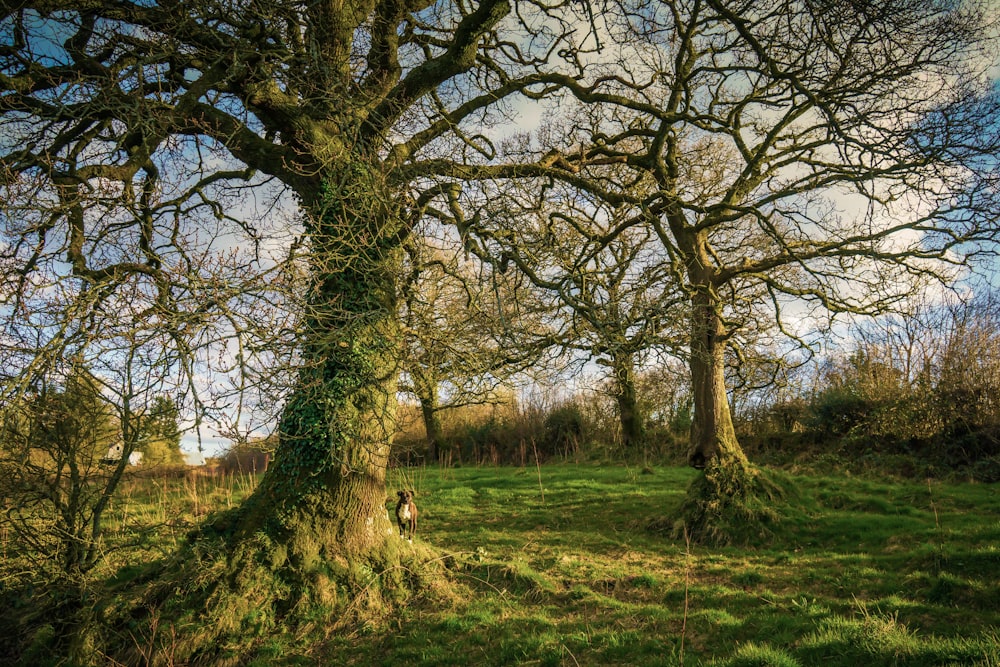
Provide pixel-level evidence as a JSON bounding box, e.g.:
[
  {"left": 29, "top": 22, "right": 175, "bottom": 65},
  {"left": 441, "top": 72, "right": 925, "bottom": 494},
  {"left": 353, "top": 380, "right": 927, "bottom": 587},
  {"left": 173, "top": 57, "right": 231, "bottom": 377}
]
[{"left": 234, "top": 162, "right": 403, "bottom": 560}]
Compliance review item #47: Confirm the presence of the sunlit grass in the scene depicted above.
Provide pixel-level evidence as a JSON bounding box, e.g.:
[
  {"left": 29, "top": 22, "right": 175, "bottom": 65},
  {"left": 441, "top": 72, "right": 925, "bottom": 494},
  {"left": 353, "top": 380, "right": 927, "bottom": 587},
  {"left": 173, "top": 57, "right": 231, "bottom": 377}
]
[
  {"left": 354, "top": 464, "right": 999, "bottom": 666},
  {"left": 4, "top": 463, "right": 997, "bottom": 665}
]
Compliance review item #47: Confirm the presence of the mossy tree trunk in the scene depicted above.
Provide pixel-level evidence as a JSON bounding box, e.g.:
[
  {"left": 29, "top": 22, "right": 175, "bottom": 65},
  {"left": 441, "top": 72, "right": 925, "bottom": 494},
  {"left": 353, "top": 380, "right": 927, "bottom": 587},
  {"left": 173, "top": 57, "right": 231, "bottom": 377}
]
[
  {"left": 669, "top": 221, "right": 750, "bottom": 473},
  {"left": 659, "top": 233, "right": 778, "bottom": 546},
  {"left": 122, "top": 169, "right": 433, "bottom": 659},
  {"left": 661, "top": 267, "right": 780, "bottom": 546},
  {"left": 687, "top": 285, "right": 747, "bottom": 472},
  {"left": 232, "top": 162, "right": 404, "bottom": 566}
]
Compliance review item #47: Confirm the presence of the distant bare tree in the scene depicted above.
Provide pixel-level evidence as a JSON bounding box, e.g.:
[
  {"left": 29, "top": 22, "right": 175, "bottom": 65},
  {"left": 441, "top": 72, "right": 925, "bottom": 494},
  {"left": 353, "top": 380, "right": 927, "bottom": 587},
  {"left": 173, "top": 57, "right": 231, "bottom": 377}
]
[
  {"left": 400, "top": 235, "right": 553, "bottom": 461},
  {"left": 431, "top": 0, "right": 1000, "bottom": 541},
  {"left": 1, "top": 225, "right": 215, "bottom": 580},
  {"left": 477, "top": 188, "right": 688, "bottom": 448}
]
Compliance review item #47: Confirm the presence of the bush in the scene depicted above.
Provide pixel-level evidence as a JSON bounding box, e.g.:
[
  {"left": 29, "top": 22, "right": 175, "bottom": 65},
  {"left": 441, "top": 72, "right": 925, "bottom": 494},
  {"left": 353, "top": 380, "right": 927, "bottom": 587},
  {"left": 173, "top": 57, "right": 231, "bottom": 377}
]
[
  {"left": 141, "top": 436, "right": 184, "bottom": 466},
  {"left": 0, "top": 366, "right": 123, "bottom": 577},
  {"left": 219, "top": 440, "right": 273, "bottom": 474},
  {"left": 968, "top": 454, "right": 1000, "bottom": 483},
  {"left": 542, "top": 403, "right": 584, "bottom": 458}
]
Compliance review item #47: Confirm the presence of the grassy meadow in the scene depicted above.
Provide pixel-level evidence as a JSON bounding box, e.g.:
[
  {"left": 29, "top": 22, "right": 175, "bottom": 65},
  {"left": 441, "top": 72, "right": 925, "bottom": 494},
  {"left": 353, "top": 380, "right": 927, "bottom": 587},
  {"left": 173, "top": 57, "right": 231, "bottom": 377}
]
[
  {"left": 6, "top": 464, "right": 1000, "bottom": 666},
  {"left": 364, "top": 465, "right": 1000, "bottom": 667}
]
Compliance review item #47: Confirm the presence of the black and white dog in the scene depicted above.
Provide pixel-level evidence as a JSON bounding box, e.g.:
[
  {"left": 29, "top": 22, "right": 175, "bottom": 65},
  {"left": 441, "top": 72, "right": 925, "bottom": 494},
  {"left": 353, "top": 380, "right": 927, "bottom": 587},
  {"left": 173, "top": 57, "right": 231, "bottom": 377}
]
[{"left": 395, "top": 490, "right": 418, "bottom": 542}]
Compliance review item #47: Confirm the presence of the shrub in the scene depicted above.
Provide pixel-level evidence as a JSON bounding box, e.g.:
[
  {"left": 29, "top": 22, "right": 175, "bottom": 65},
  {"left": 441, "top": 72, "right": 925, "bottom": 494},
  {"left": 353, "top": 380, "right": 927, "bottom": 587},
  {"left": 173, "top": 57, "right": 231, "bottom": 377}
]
[
  {"left": 141, "top": 436, "right": 184, "bottom": 466},
  {"left": 219, "top": 439, "right": 273, "bottom": 475},
  {"left": 542, "top": 403, "right": 584, "bottom": 458}
]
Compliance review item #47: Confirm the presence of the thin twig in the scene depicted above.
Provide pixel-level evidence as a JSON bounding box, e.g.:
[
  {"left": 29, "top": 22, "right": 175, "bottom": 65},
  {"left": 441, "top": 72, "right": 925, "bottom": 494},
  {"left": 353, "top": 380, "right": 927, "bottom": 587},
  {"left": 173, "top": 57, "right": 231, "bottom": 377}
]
[
  {"left": 531, "top": 439, "right": 544, "bottom": 503},
  {"left": 562, "top": 643, "right": 582, "bottom": 667},
  {"left": 680, "top": 525, "right": 691, "bottom": 667},
  {"left": 927, "top": 478, "right": 940, "bottom": 529}
]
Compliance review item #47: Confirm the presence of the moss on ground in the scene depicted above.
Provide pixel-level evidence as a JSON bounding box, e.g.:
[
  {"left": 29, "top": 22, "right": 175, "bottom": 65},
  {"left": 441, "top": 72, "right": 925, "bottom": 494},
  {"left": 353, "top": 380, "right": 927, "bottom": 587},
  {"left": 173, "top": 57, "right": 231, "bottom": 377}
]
[{"left": 651, "top": 457, "right": 791, "bottom": 547}]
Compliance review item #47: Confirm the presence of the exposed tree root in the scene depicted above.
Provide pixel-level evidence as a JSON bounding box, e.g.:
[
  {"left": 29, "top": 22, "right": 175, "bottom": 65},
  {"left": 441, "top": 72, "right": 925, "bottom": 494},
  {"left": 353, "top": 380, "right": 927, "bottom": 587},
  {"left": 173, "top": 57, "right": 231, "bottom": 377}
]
[
  {"left": 77, "top": 509, "right": 456, "bottom": 666},
  {"left": 651, "top": 458, "right": 788, "bottom": 547}
]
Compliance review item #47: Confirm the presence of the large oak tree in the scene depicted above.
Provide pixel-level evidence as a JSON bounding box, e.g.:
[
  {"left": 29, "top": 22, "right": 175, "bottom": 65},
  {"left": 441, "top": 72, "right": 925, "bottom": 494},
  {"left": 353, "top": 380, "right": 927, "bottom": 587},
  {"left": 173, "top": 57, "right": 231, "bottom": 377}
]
[{"left": 0, "top": 0, "right": 594, "bottom": 655}]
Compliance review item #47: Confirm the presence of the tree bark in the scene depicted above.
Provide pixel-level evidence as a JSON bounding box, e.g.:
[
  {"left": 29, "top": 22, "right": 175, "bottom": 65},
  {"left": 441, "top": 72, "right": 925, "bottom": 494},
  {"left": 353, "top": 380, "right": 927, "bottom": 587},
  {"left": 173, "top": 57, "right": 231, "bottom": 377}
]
[
  {"left": 409, "top": 364, "right": 444, "bottom": 462},
  {"left": 611, "top": 351, "right": 644, "bottom": 448},
  {"left": 660, "top": 235, "right": 767, "bottom": 546},
  {"left": 233, "top": 163, "right": 402, "bottom": 561},
  {"left": 419, "top": 390, "right": 444, "bottom": 463},
  {"left": 687, "top": 283, "right": 748, "bottom": 471}
]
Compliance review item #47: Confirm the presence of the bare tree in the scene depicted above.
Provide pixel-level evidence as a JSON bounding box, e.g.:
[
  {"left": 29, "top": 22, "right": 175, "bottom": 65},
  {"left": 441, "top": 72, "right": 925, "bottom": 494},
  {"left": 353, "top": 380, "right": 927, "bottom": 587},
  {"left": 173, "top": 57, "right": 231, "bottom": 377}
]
[
  {"left": 476, "top": 184, "right": 689, "bottom": 448},
  {"left": 0, "top": 0, "right": 604, "bottom": 652},
  {"left": 400, "top": 235, "right": 553, "bottom": 461},
  {"left": 649, "top": 2, "right": 994, "bottom": 471},
  {"left": 407, "top": 0, "right": 1000, "bottom": 540}
]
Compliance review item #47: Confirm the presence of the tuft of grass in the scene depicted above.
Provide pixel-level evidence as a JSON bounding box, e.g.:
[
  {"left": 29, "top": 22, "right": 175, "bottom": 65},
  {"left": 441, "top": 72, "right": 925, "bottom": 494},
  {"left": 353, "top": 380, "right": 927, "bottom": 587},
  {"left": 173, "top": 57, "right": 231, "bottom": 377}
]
[
  {"left": 794, "top": 599, "right": 1000, "bottom": 667},
  {"left": 714, "top": 642, "right": 802, "bottom": 667}
]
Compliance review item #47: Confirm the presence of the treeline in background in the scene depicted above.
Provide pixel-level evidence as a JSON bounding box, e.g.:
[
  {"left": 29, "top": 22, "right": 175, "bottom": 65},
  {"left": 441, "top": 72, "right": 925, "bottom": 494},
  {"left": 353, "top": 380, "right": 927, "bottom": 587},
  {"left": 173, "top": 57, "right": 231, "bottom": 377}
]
[{"left": 392, "top": 292, "right": 1000, "bottom": 482}]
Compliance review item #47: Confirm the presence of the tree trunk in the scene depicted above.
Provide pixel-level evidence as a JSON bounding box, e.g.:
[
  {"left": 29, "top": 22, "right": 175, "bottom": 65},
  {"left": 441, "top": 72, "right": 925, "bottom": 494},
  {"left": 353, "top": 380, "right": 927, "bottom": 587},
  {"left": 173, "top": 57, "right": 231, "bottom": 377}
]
[
  {"left": 611, "top": 351, "right": 644, "bottom": 448},
  {"left": 411, "top": 366, "right": 444, "bottom": 462},
  {"left": 687, "top": 285, "right": 748, "bottom": 470},
  {"left": 664, "top": 281, "right": 781, "bottom": 547},
  {"left": 232, "top": 163, "right": 403, "bottom": 562},
  {"left": 103, "top": 165, "right": 456, "bottom": 665},
  {"left": 420, "top": 392, "right": 443, "bottom": 463}
]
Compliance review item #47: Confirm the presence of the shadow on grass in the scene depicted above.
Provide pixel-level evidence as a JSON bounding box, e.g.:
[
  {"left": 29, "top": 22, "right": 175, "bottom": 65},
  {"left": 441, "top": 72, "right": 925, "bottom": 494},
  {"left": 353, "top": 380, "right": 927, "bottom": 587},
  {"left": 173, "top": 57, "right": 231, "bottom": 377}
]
[{"left": 358, "top": 464, "right": 1000, "bottom": 667}]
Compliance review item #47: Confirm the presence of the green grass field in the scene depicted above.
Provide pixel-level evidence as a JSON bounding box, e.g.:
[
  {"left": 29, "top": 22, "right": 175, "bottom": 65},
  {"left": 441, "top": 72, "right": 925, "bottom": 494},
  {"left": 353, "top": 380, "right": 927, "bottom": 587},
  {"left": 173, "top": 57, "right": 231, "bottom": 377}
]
[
  {"left": 318, "top": 464, "right": 999, "bottom": 667},
  {"left": 9, "top": 464, "right": 1000, "bottom": 666}
]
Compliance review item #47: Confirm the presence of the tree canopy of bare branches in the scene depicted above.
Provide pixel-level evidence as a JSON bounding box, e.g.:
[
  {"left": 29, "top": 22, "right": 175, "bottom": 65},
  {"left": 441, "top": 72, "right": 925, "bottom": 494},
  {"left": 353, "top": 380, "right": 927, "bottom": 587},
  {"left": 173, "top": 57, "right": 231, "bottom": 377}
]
[
  {"left": 447, "top": 0, "right": 1000, "bottom": 471},
  {"left": 2, "top": 0, "right": 999, "bottom": 647},
  {"left": 0, "top": 0, "right": 609, "bottom": 653}
]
